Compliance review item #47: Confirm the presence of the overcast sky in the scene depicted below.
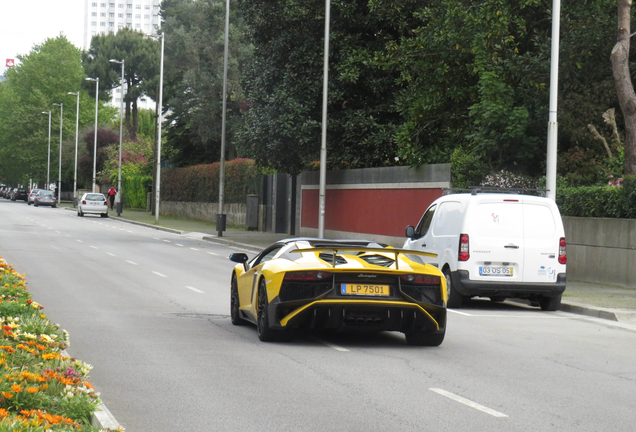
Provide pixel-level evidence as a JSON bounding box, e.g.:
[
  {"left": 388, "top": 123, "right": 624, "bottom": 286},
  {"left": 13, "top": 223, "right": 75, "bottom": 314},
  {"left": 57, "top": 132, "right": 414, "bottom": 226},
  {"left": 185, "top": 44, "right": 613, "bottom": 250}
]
[{"left": 1, "top": 0, "right": 85, "bottom": 74}]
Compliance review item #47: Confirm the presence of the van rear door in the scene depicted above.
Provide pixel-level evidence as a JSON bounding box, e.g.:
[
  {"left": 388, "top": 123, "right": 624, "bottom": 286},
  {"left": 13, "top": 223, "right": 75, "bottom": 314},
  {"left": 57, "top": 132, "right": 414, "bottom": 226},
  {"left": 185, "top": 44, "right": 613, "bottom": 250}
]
[
  {"left": 522, "top": 202, "right": 562, "bottom": 283},
  {"left": 467, "top": 199, "right": 524, "bottom": 282}
]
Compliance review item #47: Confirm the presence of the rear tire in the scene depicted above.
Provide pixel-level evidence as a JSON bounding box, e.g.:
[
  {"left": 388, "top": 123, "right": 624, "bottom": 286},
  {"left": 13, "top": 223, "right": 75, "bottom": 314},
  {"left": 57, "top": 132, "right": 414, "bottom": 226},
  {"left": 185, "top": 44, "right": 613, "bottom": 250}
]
[
  {"left": 444, "top": 268, "right": 463, "bottom": 308},
  {"left": 256, "top": 279, "right": 290, "bottom": 342},
  {"left": 405, "top": 329, "right": 445, "bottom": 346},
  {"left": 539, "top": 294, "right": 561, "bottom": 311}
]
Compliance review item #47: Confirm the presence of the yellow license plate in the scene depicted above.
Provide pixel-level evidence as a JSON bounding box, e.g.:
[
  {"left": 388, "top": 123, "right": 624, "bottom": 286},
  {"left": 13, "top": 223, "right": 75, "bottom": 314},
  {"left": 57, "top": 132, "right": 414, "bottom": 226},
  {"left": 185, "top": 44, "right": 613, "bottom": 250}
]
[{"left": 341, "top": 283, "right": 390, "bottom": 296}]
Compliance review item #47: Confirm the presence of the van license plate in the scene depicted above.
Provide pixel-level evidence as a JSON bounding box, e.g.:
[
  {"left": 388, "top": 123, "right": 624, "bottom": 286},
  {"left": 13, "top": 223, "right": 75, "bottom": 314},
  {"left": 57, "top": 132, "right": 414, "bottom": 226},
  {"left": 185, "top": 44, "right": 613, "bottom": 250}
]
[{"left": 479, "top": 266, "right": 513, "bottom": 276}]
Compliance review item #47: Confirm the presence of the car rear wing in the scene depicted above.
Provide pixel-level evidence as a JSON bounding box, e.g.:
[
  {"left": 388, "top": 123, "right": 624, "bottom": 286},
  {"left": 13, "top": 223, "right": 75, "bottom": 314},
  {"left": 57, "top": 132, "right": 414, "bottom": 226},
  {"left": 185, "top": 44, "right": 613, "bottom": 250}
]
[{"left": 289, "top": 246, "right": 437, "bottom": 270}]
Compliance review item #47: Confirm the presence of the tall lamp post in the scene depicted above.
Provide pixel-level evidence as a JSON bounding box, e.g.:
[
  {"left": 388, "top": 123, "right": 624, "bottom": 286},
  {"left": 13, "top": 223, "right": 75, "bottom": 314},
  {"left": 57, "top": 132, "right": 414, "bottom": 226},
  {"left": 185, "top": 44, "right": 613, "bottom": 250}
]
[
  {"left": 318, "top": 0, "right": 331, "bottom": 238},
  {"left": 52, "top": 103, "right": 63, "bottom": 203},
  {"left": 109, "top": 58, "right": 125, "bottom": 216},
  {"left": 41, "top": 111, "right": 51, "bottom": 188},
  {"left": 86, "top": 77, "right": 99, "bottom": 192},
  {"left": 68, "top": 91, "right": 80, "bottom": 205},
  {"left": 155, "top": 33, "right": 165, "bottom": 224},
  {"left": 217, "top": 0, "right": 229, "bottom": 237}
]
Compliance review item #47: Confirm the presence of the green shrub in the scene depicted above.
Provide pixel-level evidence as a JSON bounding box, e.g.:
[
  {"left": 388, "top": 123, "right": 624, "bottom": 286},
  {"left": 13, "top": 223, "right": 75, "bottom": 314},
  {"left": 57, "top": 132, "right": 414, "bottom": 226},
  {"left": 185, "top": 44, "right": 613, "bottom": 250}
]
[
  {"left": 557, "top": 183, "right": 632, "bottom": 218},
  {"left": 122, "top": 174, "right": 152, "bottom": 209},
  {"left": 161, "top": 159, "right": 260, "bottom": 203}
]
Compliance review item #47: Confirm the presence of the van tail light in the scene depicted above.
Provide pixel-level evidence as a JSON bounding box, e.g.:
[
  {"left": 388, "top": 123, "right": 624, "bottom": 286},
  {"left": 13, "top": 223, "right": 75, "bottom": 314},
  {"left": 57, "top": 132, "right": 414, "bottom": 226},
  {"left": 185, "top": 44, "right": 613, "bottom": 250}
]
[
  {"left": 558, "top": 237, "right": 567, "bottom": 264},
  {"left": 458, "top": 234, "right": 470, "bottom": 261},
  {"left": 82, "top": 200, "right": 87, "bottom": 205}
]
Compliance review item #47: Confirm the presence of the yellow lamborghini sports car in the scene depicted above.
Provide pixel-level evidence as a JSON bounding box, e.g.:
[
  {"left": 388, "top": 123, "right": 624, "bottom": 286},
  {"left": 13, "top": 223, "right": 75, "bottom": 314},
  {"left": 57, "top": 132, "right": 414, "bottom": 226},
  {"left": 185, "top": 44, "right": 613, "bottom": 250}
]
[{"left": 229, "top": 238, "right": 447, "bottom": 346}]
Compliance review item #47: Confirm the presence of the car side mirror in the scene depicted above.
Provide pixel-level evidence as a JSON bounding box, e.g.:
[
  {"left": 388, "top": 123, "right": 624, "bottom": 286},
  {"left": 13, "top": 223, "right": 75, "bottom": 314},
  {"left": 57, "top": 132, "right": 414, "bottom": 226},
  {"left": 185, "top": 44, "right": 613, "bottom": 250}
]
[
  {"left": 229, "top": 253, "right": 249, "bottom": 270},
  {"left": 405, "top": 225, "right": 416, "bottom": 239}
]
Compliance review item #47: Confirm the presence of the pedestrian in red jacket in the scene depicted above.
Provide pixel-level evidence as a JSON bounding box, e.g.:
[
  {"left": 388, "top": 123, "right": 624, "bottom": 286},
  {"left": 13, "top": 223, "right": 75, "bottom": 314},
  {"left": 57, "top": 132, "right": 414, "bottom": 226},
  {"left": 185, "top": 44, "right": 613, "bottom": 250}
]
[{"left": 107, "top": 187, "right": 116, "bottom": 210}]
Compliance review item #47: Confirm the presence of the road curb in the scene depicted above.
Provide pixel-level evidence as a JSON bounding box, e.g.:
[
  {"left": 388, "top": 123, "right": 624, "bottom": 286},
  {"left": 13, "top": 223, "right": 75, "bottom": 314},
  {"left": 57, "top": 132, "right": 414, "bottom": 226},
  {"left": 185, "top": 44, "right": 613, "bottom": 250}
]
[
  {"left": 109, "top": 216, "right": 185, "bottom": 235},
  {"left": 559, "top": 300, "right": 630, "bottom": 322},
  {"left": 201, "top": 235, "right": 264, "bottom": 253}
]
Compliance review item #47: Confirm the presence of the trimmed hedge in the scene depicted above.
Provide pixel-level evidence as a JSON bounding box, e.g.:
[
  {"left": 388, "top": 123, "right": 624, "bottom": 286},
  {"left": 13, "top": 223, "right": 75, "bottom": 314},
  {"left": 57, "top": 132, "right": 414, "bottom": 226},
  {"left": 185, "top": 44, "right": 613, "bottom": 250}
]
[
  {"left": 161, "top": 159, "right": 260, "bottom": 203},
  {"left": 557, "top": 175, "right": 636, "bottom": 218},
  {"left": 122, "top": 174, "right": 152, "bottom": 209}
]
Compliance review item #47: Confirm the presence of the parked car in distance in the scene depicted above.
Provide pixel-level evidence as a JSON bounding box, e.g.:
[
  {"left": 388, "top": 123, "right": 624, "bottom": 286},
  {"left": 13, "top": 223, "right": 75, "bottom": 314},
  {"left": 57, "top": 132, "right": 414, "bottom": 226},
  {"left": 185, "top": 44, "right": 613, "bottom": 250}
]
[
  {"left": 229, "top": 238, "right": 447, "bottom": 346},
  {"left": 403, "top": 187, "right": 566, "bottom": 311},
  {"left": 77, "top": 193, "right": 108, "bottom": 217},
  {"left": 27, "top": 189, "right": 40, "bottom": 205},
  {"left": 33, "top": 190, "right": 57, "bottom": 207},
  {"left": 12, "top": 188, "right": 28, "bottom": 202}
]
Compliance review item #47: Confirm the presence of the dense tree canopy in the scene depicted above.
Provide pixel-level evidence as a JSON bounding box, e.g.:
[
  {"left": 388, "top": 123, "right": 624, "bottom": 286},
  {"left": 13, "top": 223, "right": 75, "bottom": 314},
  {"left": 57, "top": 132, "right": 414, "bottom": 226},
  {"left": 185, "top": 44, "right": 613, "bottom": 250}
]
[
  {"left": 160, "top": 0, "right": 253, "bottom": 167},
  {"left": 82, "top": 28, "right": 160, "bottom": 139},
  {"left": 0, "top": 36, "right": 106, "bottom": 186}
]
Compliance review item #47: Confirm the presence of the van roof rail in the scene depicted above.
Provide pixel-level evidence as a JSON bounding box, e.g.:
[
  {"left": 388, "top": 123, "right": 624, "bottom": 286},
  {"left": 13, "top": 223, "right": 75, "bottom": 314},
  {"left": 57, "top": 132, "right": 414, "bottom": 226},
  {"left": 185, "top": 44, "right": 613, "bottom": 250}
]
[{"left": 442, "top": 187, "right": 548, "bottom": 197}]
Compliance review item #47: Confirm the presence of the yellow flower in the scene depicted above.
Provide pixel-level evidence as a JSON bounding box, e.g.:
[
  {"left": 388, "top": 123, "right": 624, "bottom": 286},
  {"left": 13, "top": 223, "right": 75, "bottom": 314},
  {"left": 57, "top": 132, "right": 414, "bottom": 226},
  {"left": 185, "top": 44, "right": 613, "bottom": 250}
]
[
  {"left": 26, "top": 387, "right": 38, "bottom": 394},
  {"left": 11, "top": 384, "right": 23, "bottom": 392},
  {"left": 2, "top": 392, "right": 13, "bottom": 399}
]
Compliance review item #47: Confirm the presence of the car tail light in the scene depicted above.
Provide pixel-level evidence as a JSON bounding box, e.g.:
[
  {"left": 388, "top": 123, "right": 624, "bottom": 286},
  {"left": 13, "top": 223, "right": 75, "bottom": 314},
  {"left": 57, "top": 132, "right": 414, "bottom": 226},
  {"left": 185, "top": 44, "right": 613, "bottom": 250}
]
[
  {"left": 283, "top": 271, "right": 332, "bottom": 281},
  {"left": 458, "top": 234, "right": 470, "bottom": 261},
  {"left": 82, "top": 200, "right": 87, "bottom": 205},
  {"left": 400, "top": 274, "right": 440, "bottom": 285},
  {"left": 103, "top": 201, "right": 107, "bottom": 205},
  {"left": 558, "top": 237, "right": 567, "bottom": 264}
]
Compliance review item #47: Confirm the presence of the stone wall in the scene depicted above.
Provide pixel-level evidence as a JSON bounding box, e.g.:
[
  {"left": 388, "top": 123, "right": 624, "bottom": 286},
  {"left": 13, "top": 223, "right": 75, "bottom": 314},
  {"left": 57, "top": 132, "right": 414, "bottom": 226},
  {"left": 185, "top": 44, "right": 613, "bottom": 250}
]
[
  {"left": 564, "top": 217, "right": 636, "bottom": 288},
  {"left": 160, "top": 201, "right": 247, "bottom": 228}
]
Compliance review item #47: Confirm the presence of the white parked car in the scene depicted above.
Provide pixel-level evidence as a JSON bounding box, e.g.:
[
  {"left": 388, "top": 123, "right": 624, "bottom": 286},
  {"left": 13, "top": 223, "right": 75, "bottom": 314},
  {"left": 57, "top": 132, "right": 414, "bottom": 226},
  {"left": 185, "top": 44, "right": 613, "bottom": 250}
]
[
  {"left": 403, "top": 188, "right": 566, "bottom": 310},
  {"left": 77, "top": 193, "right": 108, "bottom": 218}
]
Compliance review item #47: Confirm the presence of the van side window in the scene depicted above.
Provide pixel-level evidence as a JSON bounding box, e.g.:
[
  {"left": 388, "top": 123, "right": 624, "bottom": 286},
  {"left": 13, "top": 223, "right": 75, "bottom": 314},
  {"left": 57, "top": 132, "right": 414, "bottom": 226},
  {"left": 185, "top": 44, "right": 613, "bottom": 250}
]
[{"left": 415, "top": 204, "right": 437, "bottom": 237}]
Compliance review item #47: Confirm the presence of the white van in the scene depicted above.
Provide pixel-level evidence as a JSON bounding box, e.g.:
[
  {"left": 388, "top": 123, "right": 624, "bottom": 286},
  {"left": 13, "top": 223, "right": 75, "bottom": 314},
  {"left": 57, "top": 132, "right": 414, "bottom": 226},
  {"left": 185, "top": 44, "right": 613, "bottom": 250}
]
[{"left": 403, "top": 189, "right": 566, "bottom": 310}]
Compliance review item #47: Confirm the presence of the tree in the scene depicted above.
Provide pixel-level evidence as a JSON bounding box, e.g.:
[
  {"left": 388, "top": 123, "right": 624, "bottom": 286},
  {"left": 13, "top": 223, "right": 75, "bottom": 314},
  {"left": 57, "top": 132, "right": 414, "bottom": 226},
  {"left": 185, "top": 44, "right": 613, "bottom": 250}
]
[
  {"left": 610, "top": 0, "right": 636, "bottom": 175},
  {"left": 236, "top": 0, "right": 407, "bottom": 174},
  {"left": 82, "top": 28, "right": 160, "bottom": 139},
  {"left": 159, "top": 0, "right": 252, "bottom": 167},
  {"left": 0, "top": 36, "right": 95, "bottom": 186}
]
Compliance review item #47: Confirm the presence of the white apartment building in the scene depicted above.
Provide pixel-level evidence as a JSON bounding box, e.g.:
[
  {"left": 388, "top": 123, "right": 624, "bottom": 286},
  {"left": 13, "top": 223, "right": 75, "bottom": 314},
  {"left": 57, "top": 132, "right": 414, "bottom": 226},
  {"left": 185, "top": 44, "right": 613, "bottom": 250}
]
[{"left": 83, "top": 0, "right": 162, "bottom": 110}]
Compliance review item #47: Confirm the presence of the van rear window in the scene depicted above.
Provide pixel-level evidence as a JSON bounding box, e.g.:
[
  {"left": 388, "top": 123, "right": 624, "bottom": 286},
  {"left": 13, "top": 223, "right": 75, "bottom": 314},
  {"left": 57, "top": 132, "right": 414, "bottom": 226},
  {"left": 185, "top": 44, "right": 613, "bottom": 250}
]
[
  {"left": 523, "top": 204, "right": 556, "bottom": 239},
  {"left": 471, "top": 202, "right": 523, "bottom": 239}
]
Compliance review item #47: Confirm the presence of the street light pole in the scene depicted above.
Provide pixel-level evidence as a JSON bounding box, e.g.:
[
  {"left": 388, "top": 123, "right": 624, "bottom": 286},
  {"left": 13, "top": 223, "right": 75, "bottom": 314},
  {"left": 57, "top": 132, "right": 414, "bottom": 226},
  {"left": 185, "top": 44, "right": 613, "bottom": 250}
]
[
  {"left": 52, "top": 102, "right": 63, "bottom": 203},
  {"left": 86, "top": 77, "right": 100, "bottom": 192},
  {"left": 109, "top": 58, "right": 125, "bottom": 216},
  {"left": 68, "top": 91, "right": 80, "bottom": 204},
  {"left": 42, "top": 111, "right": 51, "bottom": 188},
  {"left": 218, "top": 0, "right": 230, "bottom": 237},
  {"left": 546, "top": 0, "right": 561, "bottom": 201},
  {"left": 318, "top": 0, "right": 331, "bottom": 239},
  {"left": 155, "top": 33, "right": 165, "bottom": 224}
]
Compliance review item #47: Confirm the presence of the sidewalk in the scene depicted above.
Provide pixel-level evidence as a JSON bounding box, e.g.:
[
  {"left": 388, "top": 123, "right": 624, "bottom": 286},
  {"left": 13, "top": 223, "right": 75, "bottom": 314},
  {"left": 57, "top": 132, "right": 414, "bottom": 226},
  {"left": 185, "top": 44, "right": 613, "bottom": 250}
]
[{"left": 104, "top": 208, "right": 636, "bottom": 324}]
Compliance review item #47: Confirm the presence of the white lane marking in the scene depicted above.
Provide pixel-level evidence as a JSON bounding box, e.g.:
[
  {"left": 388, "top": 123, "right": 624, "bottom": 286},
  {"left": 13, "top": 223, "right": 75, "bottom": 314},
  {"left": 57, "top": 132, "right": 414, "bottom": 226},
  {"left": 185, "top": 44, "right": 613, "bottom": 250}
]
[
  {"left": 175, "top": 243, "right": 184, "bottom": 247},
  {"left": 163, "top": 240, "right": 171, "bottom": 243},
  {"left": 429, "top": 388, "right": 508, "bottom": 418},
  {"left": 185, "top": 286, "right": 204, "bottom": 293},
  {"left": 56, "top": 231, "right": 61, "bottom": 234},
  {"left": 152, "top": 271, "right": 167, "bottom": 278},
  {"left": 313, "top": 337, "right": 349, "bottom": 352},
  {"left": 76, "top": 239, "right": 83, "bottom": 243},
  {"left": 153, "top": 237, "right": 160, "bottom": 240},
  {"left": 127, "top": 230, "right": 133, "bottom": 233},
  {"left": 126, "top": 261, "right": 138, "bottom": 265},
  {"left": 447, "top": 309, "right": 473, "bottom": 316},
  {"left": 189, "top": 247, "right": 199, "bottom": 251},
  {"left": 207, "top": 252, "right": 218, "bottom": 256},
  {"left": 90, "top": 246, "right": 98, "bottom": 249},
  {"left": 107, "top": 252, "right": 116, "bottom": 257}
]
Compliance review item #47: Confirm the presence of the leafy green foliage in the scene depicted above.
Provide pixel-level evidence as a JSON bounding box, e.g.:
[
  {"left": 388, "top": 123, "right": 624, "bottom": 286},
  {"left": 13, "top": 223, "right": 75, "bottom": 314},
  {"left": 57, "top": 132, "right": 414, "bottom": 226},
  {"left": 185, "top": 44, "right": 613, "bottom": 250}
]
[
  {"left": 0, "top": 36, "right": 101, "bottom": 186},
  {"left": 160, "top": 0, "right": 252, "bottom": 167},
  {"left": 161, "top": 158, "right": 260, "bottom": 203},
  {"left": 82, "top": 28, "right": 160, "bottom": 138},
  {"left": 557, "top": 176, "right": 636, "bottom": 217},
  {"left": 121, "top": 174, "right": 152, "bottom": 208}
]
